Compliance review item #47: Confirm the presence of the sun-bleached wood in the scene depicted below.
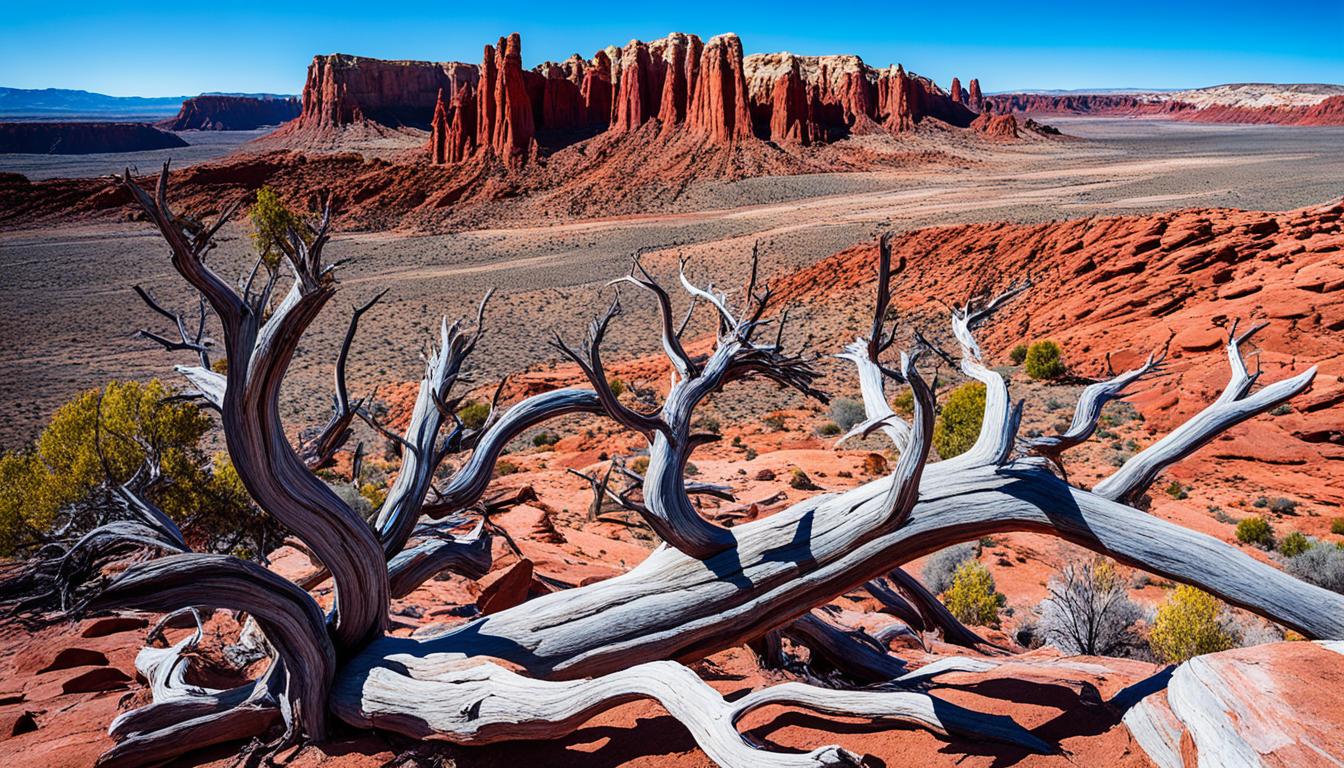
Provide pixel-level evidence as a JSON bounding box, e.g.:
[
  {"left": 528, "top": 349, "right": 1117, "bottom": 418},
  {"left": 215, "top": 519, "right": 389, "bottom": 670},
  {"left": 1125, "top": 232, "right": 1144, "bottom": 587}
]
[{"left": 83, "top": 167, "right": 1341, "bottom": 768}]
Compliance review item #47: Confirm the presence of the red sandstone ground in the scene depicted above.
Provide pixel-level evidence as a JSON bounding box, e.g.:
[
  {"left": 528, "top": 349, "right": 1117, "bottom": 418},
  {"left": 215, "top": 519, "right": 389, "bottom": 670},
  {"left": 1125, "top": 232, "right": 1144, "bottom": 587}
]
[{"left": 2, "top": 200, "right": 1339, "bottom": 767}]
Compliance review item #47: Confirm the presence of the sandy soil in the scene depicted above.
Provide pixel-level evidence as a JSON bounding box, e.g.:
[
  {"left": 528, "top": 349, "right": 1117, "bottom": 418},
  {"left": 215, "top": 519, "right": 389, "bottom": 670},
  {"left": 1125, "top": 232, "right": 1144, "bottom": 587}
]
[{"left": 2, "top": 120, "right": 1342, "bottom": 448}]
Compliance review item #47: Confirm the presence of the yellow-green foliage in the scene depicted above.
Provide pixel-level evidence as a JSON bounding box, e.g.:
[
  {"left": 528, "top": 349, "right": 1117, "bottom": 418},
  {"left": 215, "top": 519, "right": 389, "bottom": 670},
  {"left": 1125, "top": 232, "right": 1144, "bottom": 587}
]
[
  {"left": 1235, "top": 515, "right": 1274, "bottom": 548},
  {"left": 1024, "top": 340, "right": 1066, "bottom": 380},
  {"left": 0, "top": 381, "right": 257, "bottom": 557},
  {"left": 1277, "top": 531, "right": 1310, "bottom": 557},
  {"left": 1009, "top": 344, "right": 1028, "bottom": 365},
  {"left": 933, "top": 382, "right": 986, "bottom": 459},
  {"left": 891, "top": 389, "right": 915, "bottom": 418},
  {"left": 249, "top": 186, "right": 306, "bottom": 267},
  {"left": 456, "top": 401, "right": 491, "bottom": 430},
  {"left": 942, "top": 559, "right": 1005, "bottom": 626},
  {"left": 1148, "top": 585, "right": 1236, "bottom": 663}
]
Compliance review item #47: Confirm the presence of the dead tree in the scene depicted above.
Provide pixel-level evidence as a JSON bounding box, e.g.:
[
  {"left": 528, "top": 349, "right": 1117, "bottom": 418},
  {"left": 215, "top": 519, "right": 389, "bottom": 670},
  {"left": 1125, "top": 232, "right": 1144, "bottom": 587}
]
[{"left": 79, "top": 165, "right": 1344, "bottom": 768}]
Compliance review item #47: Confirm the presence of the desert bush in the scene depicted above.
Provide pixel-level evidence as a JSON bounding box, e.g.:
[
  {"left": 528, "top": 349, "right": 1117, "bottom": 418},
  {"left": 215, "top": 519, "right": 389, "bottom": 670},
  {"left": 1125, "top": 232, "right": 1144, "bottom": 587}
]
[
  {"left": 629, "top": 456, "right": 650, "bottom": 474},
  {"left": 1148, "top": 586, "right": 1237, "bottom": 663},
  {"left": 456, "top": 401, "right": 491, "bottom": 430},
  {"left": 789, "top": 469, "right": 818, "bottom": 490},
  {"left": 1284, "top": 542, "right": 1344, "bottom": 594},
  {"left": 817, "top": 422, "right": 842, "bottom": 437},
  {"left": 1039, "top": 557, "right": 1143, "bottom": 656},
  {"left": 1235, "top": 515, "right": 1274, "bottom": 549},
  {"left": 0, "top": 381, "right": 276, "bottom": 558},
  {"left": 495, "top": 459, "right": 521, "bottom": 476},
  {"left": 1009, "top": 344, "right": 1028, "bottom": 365},
  {"left": 828, "top": 398, "right": 866, "bottom": 432},
  {"left": 891, "top": 389, "right": 915, "bottom": 418},
  {"left": 942, "top": 560, "right": 1005, "bottom": 627},
  {"left": 249, "top": 186, "right": 307, "bottom": 267},
  {"left": 1269, "top": 497, "right": 1298, "bottom": 515},
  {"left": 1277, "top": 531, "right": 1310, "bottom": 557},
  {"left": 532, "top": 431, "right": 560, "bottom": 447},
  {"left": 933, "top": 382, "right": 986, "bottom": 459},
  {"left": 763, "top": 414, "right": 788, "bottom": 431},
  {"left": 1332, "top": 517, "right": 1344, "bottom": 536},
  {"left": 607, "top": 378, "right": 626, "bottom": 398},
  {"left": 1163, "top": 481, "right": 1188, "bottom": 500},
  {"left": 922, "top": 542, "right": 977, "bottom": 596},
  {"left": 1024, "top": 340, "right": 1066, "bottom": 380}
]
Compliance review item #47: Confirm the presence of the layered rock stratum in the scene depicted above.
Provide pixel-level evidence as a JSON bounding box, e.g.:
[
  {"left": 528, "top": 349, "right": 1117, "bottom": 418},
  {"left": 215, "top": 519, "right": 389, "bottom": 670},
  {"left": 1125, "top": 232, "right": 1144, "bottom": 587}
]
[
  {"left": 986, "top": 83, "right": 1344, "bottom": 126},
  {"left": 156, "top": 95, "right": 300, "bottom": 131}
]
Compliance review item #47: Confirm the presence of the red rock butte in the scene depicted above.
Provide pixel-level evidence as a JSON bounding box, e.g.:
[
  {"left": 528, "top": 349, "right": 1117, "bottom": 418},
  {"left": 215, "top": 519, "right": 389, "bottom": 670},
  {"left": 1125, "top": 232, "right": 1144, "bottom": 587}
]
[{"left": 274, "top": 31, "right": 989, "bottom": 163}]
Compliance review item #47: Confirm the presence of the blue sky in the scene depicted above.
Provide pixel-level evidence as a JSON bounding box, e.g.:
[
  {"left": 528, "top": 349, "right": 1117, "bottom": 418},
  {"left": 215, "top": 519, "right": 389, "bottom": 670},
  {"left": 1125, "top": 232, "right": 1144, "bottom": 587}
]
[{"left": 2, "top": 1, "right": 1341, "bottom": 96}]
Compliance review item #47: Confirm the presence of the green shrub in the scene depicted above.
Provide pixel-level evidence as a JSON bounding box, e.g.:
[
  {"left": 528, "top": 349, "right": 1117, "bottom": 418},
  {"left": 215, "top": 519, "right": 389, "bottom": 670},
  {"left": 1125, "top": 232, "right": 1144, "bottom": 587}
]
[
  {"left": 817, "top": 422, "right": 842, "bottom": 437},
  {"left": 1009, "top": 344, "right": 1028, "bottom": 365},
  {"left": 942, "top": 560, "right": 1006, "bottom": 626},
  {"left": 1163, "top": 481, "right": 1188, "bottom": 500},
  {"left": 0, "top": 380, "right": 271, "bottom": 557},
  {"left": 1277, "top": 531, "right": 1310, "bottom": 557},
  {"left": 1024, "top": 340, "right": 1066, "bottom": 380},
  {"left": 249, "top": 186, "right": 307, "bottom": 268},
  {"left": 532, "top": 431, "right": 560, "bottom": 447},
  {"left": 891, "top": 389, "right": 915, "bottom": 418},
  {"left": 1148, "top": 586, "right": 1236, "bottom": 663},
  {"left": 922, "top": 542, "right": 977, "bottom": 595},
  {"left": 456, "top": 401, "right": 491, "bottom": 430},
  {"left": 1235, "top": 515, "right": 1274, "bottom": 549},
  {"left": 629, "top": 456, "right": 650, "bottom": 474},
  {"left": 607, "top": 377, "right": 626, "bottom": 398},
  {"left": 495, "top": 459, "right": 521, "bottom": 476},
  {"left": 1332, "top": 517, "right": 1344, "bottom": 536},
  {"left": 933, "top": 382, "right": 986, "bottom": 459}
]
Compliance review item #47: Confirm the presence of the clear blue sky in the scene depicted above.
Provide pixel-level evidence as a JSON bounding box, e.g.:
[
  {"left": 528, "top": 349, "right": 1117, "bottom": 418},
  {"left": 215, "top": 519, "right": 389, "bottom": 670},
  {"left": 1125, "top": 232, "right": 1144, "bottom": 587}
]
[{"left": 2, "top": 1, "right": 1341, "bottom": 96}]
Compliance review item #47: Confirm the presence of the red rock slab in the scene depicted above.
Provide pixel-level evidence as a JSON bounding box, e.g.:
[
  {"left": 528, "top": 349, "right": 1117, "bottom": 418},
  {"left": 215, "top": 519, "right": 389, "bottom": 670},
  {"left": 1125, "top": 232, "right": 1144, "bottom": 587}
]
[
  {"left": 37, "top": 648, "right": 108, "bottom": 674},
  {"left": 79, "top": 616, "right": 149, "bottom": 638},
  {"left": 60, "top": 667, "right": 130, "bottom": 695}
]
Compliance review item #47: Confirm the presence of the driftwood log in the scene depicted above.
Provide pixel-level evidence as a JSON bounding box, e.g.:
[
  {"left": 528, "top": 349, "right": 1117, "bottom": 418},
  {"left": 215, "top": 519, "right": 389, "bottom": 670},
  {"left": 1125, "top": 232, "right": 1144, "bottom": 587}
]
[{"left": 77, "top": 165, "right": 1343, "bottom": 767}]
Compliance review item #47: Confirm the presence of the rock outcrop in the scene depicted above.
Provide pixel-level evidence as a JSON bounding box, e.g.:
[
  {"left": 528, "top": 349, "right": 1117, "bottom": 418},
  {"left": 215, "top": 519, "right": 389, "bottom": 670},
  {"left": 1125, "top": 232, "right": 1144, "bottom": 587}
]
[
  {"left": 972, "top": 111, "right": 1019, "bottom": 138},
  {"left": 986, "top": 86, "right": 1344, "bottom": 126},
  {"left": 283, "top": 54, "right": 478, "bottom": 135},
  {"left": 156, "top": 95, "right": 300, "bottom": 131},
  {"left": 0, "top": 122, "right": 188, "bottom": 154},
  {"left": 950, "top": 77, "right": 964, "bottom": 105},
  {"left": 688, "top": 34, "right": 754, "bottom": 144},
  {"left": 967, "top": 78, "right": 983, "bottom": 111},
  {"left": 274, "top": 31, "right": 997, "bottom": 159}
]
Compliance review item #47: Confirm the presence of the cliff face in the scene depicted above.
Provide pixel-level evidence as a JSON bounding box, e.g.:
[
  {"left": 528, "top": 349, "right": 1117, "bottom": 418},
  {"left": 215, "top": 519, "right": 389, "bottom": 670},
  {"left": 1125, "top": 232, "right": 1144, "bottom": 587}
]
[
  {"left": 279, "top": 31, "right": 999, "bottom": 162},
  {"left": 156, "top": 95, "right": 299, "bottom": 131},
  {"left": 0, "top": 122, "right": 188, "bottom": 154},
  {"left": 287, "top": 54, "right": 478, "bottom": 134},
  {"left": 984, "top": 91, "right": 1344, "bottom": 126}
]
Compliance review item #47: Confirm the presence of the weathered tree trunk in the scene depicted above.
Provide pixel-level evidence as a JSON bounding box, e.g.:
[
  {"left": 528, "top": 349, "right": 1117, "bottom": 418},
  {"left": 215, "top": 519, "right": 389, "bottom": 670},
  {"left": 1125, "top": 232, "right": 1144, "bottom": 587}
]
[{"left": 78, "top": 167, "right": 1340, "bottom": 768}]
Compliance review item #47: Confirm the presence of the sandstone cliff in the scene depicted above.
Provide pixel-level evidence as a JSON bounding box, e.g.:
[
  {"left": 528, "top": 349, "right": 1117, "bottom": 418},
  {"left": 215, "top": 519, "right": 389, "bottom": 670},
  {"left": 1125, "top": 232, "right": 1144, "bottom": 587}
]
[
  {"left": 273, "top": 31, "right": 998, "bottom": 162},
  {"left": 157, "top": 95, "right": 300, "bottom": 131}
]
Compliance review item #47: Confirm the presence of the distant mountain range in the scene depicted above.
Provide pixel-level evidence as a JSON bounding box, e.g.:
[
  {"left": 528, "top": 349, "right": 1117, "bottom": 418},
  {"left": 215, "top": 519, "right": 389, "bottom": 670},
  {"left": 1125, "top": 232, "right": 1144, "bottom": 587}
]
[{"left": 0, "top": 87, "right": 296, "bottom": 120}]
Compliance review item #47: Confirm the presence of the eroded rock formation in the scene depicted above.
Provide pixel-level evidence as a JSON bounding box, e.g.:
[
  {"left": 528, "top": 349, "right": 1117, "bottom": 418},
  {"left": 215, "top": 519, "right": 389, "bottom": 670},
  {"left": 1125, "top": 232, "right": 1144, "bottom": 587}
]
[
  {"left": 284, "top": 54, "right": 477, "bottom": 134},
  {"left": 272, "top": 31, "right": 1000, "bottom": 163},
  {"left": 157, "top": 95, "right": 300, "bottom": 131}
]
